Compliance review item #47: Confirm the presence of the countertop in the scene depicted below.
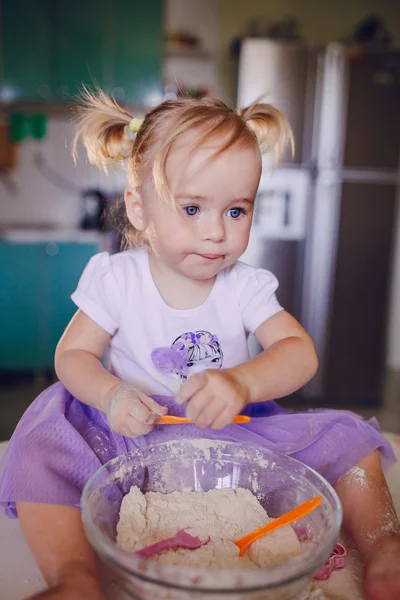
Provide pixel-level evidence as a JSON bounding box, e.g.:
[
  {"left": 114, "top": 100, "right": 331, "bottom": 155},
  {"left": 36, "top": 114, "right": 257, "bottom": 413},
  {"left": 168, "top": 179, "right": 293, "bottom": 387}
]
[
  {"left": 1, "top": 435, "right": 399, "bottom": 600},
  {"left": 0, "top": 228, "right": 106, "bottom": 243}
]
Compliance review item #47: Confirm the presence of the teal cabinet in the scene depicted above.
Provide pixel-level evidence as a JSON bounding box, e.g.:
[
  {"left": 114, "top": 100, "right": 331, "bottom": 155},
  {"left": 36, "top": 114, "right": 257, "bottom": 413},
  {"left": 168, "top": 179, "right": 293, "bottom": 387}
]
[
  {"left": 55, "top": 0, "right": 110, "bottom": 99},
  {"left": 1, "top": 0, "right": 53, "bottom": 100},
  {"left": 0, "top": 240, "right": 99, "bottom": 370},
  {"left": 0, "top": 243, "right": 45, "bottom": 369},
  {"left": 1, "top": 0, "right": 162, "bottom": 103},
  {"left": 113, "top": 1, "right": 163, "bottom": 104}
]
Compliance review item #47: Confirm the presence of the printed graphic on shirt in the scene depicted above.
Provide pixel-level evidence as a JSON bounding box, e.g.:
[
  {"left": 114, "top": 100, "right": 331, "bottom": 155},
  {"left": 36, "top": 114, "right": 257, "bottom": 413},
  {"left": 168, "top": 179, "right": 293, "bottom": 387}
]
[{"left": 151, "top": 331, "right": 223, "bottom": 382}]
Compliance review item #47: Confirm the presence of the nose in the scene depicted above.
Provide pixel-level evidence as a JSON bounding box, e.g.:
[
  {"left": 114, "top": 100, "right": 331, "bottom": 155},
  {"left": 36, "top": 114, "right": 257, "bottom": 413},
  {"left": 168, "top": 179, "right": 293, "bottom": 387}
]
[{"left": 202, "top": 215, "right": 226, "bottom": 243}]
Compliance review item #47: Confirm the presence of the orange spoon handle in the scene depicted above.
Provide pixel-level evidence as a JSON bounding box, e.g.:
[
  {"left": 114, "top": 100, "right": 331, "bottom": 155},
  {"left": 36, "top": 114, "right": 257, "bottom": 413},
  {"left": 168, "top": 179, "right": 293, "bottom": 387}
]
[
  {"left": 235, "top": 496, "right": 322, "bottom": 556},
  {"left": 156, "top": 415, "right": 250, "bottom": 425}
]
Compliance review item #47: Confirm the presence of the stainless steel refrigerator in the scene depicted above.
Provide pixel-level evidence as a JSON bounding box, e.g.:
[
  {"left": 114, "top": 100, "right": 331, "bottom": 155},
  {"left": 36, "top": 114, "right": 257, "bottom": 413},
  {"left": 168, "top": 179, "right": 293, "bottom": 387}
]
[{"left": 238, "top": 40, "right": 400, "bottom": 406}]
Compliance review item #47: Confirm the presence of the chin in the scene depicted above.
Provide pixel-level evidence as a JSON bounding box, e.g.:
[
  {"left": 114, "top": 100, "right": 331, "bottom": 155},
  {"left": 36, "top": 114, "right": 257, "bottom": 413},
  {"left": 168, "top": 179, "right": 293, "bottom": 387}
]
[
  {"left": 180, "top": 264, "right": 220, "bottom": 281},
  {"left": 186, "top": 269, "right": 219, "bottom": 281}
]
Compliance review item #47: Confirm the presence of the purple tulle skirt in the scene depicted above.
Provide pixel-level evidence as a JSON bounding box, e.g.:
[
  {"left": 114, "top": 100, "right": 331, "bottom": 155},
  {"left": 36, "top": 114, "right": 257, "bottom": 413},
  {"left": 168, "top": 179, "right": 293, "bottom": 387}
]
[{"left": 0, "top": 382, "right": 396, "bottom": 518}]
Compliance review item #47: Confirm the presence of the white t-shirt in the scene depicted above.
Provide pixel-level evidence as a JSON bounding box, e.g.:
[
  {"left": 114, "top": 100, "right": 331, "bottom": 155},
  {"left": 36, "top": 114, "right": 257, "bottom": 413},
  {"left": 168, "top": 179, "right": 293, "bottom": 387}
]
[{"left": 71, "top": 249, "right": 283, "bottom": 396}]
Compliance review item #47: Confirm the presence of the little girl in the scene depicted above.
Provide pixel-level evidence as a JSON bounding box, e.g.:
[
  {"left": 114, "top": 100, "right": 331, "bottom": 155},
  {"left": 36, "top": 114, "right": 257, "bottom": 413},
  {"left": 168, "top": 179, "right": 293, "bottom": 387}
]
[{"left": 0, "top": 91, "right": 399, "bottom": 600}]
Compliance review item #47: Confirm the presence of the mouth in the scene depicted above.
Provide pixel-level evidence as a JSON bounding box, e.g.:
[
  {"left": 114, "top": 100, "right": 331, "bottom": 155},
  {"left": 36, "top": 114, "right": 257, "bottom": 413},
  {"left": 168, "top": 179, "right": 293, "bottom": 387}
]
[{"left": 197, "top": 254, "right": 225, "bottom": 261}]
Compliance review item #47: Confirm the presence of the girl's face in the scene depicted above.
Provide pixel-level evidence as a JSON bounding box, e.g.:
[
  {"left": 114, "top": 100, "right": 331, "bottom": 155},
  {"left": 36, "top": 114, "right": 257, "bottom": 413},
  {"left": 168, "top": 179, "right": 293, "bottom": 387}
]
[{"left": 140, "top": 133, "right": 261, "bottom": 281}]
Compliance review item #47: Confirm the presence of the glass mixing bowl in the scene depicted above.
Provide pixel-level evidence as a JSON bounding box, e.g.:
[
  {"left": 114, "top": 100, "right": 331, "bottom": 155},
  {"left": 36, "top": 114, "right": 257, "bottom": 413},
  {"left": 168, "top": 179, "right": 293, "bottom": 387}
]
[{"left": 81, "top": 439, "right": 342, "bottom": 600}]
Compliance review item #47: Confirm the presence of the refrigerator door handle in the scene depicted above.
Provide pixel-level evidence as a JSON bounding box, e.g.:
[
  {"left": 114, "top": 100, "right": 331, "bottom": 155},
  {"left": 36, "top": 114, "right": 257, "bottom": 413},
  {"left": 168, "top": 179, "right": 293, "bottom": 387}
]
[{"left": 283, "top": 191, "right": 291, "bottom": 227}]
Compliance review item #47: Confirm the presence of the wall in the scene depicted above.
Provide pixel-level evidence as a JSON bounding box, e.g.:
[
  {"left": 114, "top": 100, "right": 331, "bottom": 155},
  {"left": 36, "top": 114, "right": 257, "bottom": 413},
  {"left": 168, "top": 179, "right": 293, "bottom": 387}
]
[
  {"left": 164, "top": 0, "right": 220, "bottom": 96},
  {"left": 165, "top": 0, "right": 219, "bottom": 56},
  {"left": 0, "top": 117, "right": 126, "bottom": 229}
]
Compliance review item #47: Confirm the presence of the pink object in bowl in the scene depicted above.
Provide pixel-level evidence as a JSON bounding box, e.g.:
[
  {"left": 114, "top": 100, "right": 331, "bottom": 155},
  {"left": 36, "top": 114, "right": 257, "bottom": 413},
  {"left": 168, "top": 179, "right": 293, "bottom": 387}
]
[
  {"left": 136, "top": 528, "right": 210, "bottom": 559},
  {"left": 314, "top": 543, "right": 346, "bottom": 580}
]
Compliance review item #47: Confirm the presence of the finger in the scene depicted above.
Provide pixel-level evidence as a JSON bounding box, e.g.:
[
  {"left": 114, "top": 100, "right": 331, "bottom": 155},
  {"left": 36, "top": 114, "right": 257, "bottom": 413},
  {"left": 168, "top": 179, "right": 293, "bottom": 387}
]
[
  {"left": 123, "top": 415, "right": 153, "bottom": 438},
  {"left": 186, "top": 390, "right": 213, "bottom": 422},
  {"left": 195, "top": 400, "right": 226, "bottom": 429},
  {"left": 211, "top": 407, "right": 236, "bottom": 430},
  {"left": 138, "top": 392, "right": 168, "bottom": 417},
  {"left": 175, "top": 373, "right": 207, "bottom": 405},
  {"left": 127, "top": 397, "right": 155, "bottom": 424}
]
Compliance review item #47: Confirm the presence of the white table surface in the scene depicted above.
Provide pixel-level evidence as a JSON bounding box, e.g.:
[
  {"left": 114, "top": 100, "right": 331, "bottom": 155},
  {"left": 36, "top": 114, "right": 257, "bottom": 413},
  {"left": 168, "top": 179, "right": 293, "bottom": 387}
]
[
  {"left": 0, "top": 442, "right": 46, "bottom": 599},
  {"left": 1, "top": 435, "right": 399, "bottom": 600}
]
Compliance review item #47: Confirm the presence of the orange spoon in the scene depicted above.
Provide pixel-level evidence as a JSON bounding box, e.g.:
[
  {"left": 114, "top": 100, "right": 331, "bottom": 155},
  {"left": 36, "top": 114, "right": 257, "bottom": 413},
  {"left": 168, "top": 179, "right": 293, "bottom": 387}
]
[
  {"left": 235, "top": 496, "right": 322, "bottom": 556},
  {"left": 156, "top": 415, "right": 251, "bottom": 425}
]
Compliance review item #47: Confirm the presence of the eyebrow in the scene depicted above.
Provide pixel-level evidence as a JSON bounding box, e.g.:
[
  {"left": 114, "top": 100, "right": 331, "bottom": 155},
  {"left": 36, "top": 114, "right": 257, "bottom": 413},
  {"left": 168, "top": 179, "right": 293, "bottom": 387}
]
[{"left": 175, "top": 193, "right": 254, "bottom": 205}]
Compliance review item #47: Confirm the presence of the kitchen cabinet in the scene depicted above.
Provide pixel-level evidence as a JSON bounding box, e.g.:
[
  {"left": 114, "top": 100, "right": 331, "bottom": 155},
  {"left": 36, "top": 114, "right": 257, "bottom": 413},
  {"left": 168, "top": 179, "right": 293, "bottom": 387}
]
[
  {"left": 113, "top": 1, "right": 163, "bottom": 104},
  {"left": 0, "top": 240, "right": 99, "bottom": 370},
  {"left": 1, "top": 0, "right": 52, "bottom": 101},
  {"left": 0, "top": 242, "right": 44, "bottom": 370},
  {"left": 0, "top": 0, "right": 162, "bottom": 103},
  {"left": 55, "top": 0, "right": 110, "bottom": 100}
]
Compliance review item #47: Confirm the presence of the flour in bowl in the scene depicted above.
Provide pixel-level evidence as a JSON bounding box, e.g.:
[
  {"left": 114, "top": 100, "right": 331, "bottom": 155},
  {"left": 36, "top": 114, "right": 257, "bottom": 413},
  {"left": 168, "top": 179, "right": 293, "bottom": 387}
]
[{"left": 117, "top": 487, "right": 302, "bottom": 569}]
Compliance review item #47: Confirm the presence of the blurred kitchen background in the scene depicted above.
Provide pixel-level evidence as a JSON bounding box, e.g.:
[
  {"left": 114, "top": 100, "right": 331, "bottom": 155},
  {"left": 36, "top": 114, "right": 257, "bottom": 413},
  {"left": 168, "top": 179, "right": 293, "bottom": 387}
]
[{"left": 1, "top": 0, "right": 400, "bottom": 440}]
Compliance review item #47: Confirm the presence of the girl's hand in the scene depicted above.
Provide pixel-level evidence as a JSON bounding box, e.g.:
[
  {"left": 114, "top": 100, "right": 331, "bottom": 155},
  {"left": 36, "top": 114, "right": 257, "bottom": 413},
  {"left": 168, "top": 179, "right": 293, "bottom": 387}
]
[
  {"left": 175, "top": 369, "right": 250, "bottom": 429},
  {"left": 103, "top": 381, "right": 167, "bottom": 437}
]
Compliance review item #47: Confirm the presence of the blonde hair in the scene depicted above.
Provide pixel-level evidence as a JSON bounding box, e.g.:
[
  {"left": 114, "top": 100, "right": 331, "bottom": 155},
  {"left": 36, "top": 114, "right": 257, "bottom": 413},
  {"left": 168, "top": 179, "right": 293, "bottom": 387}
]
[{"left": 73, "top": 88, "right": 294, "bottom": 247}]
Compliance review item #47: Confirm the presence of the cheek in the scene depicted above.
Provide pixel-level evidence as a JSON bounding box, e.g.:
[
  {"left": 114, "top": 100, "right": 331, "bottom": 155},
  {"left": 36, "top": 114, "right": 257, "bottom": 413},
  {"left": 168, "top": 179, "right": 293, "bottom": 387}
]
[
  {"left": 230, "top": 220, "right": 252, "bottom": 248},
  {"left": 151, "top": 208, "right": 196, "bottom": 245},
  {"left": 151, "top": 217, "right": 191, "bottom": 254}
]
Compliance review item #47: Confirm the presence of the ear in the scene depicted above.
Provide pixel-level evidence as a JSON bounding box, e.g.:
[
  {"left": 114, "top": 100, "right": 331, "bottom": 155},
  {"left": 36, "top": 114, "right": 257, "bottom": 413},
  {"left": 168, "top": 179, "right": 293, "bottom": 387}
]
[{"left": 124, "top": 188, "right": 146, "bottom": 231}]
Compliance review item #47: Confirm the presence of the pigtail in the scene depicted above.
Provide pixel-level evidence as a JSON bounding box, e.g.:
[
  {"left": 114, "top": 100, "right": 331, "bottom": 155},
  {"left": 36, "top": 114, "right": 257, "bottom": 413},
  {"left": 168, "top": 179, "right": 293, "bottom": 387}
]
[
  {"left": 238, "top": 102, "right": 294, "bottom": 163},
  {"left": 72, "top": 87, "right": 134, "bottom": 170}
]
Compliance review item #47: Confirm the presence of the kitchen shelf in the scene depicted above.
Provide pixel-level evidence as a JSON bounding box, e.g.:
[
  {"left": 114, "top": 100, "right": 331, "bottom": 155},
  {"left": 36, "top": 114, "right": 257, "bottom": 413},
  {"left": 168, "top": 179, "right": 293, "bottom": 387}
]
[{"left": 164, "top": 49, "right": 213, "bottom": 60}]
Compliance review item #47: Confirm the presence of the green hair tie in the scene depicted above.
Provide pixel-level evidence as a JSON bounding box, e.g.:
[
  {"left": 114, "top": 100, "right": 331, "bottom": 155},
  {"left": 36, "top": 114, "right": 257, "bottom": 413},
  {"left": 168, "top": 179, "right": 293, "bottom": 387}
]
[{"left": 129, "top": 117, "right": 144, "bottom": 133}]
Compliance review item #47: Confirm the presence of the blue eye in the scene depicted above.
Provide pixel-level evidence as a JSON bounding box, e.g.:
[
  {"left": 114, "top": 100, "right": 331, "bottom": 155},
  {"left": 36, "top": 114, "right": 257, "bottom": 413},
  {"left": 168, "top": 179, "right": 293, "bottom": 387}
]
[
  {"left": 228, "top": 208, "right": 243, "bottom": 219},
  {"left": 185, "top": 206, "right": 199, "bottom": 216}
]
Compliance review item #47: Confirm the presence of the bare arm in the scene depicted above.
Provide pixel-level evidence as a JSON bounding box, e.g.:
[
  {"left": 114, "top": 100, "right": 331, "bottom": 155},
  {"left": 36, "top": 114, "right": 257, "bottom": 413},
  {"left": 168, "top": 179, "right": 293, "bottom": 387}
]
[
  {"left": 54, "top": 309, "right": 119, "bottom": 412},
  {"left": 233, "top": 310, "right": 318, "bottom": 403},
  {"left": 55, "top": 310, "right": 167, "bottom": 434}
]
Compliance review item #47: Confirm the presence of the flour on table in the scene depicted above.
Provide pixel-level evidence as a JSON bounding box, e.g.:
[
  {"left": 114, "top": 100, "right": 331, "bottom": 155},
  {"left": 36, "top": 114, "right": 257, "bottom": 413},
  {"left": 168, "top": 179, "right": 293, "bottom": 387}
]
[{"left": 117, "top": 487, "right": 301, "bottom": 569}]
